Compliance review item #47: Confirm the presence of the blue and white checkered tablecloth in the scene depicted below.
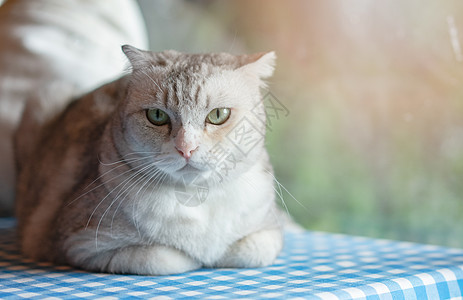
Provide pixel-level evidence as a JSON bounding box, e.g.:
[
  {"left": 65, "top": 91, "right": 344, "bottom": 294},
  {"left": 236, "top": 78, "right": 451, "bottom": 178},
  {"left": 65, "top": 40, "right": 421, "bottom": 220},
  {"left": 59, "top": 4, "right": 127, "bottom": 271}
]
[{"left": 0, "top": 218, "right": 462, "bottom": 299}]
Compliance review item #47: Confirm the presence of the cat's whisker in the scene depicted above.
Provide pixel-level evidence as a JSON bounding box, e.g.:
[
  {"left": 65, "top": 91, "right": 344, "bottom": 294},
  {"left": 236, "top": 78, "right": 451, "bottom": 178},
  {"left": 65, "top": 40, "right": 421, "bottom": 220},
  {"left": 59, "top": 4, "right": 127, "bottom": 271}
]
[
  {"left": 130, "top": 168, "right": 165, "bottom": 236},
  {"left": 127, "top": 157, "right": 171, "bottom": 232},
  {"left": 228, "top": 27, "right": 238, "bottom": 53},
  {"left": 94, "top": 161, "right": 158, "bottom": 248},
  {"left": 68, "top": 153, "right": 164, "bottom": 207},
  {"left": 134, "top": 169, "right": 164, "bottom": 203},
  {"left": 107, "top": 161, "right": 162, "bottom": 204},
  {"left": 86, "top": 159, "right": 155, "bottom": 230},
  {"left": 97, "top": 154, "right": 152, "bottom": 166},
  {"left": 88, "top": 155, "right": 151, "bottom": 187},
  {"left": 264, "top": 169, "right": 311, "bottom": 214},
  {"left": 109, "top": 165, "right": 162, "bottom": 236},
  {"left": 107, "top": 157, "right": 170, "bottom": 238},
  {"left": 130, "top": 171, "right": 169, "bottom": 243},
  {"left": 119, "top": 151, "right": 162, "bottom": 157},
  {"left": 272, "top": 185, "right": 290, "bottom": 217},
  {"left": 141, "top": 68, "right": 162, "bottom": 92},
  {"left": 143, "top": 172, "right": 170, "bottom": 245},
  {"left": 122, "top": 169, "right": 166, "bottom": 234},
  {"left": 131, "top": 173, "right": 159, "bottom": 234},
  {"left": 99, "top": 150, "right": 163, "bottom": 163},
  {"left": 139, "top": 171, "right": 169, "bottom": 209},
  {"left": 236, "top": 175, "right": 285, "bottom": 229},
  {"left": 67, "top": 157, "right": 154, "bottom": 207},
  {"left": 270, "top": 175, "right": 290, "bottom": 217}
]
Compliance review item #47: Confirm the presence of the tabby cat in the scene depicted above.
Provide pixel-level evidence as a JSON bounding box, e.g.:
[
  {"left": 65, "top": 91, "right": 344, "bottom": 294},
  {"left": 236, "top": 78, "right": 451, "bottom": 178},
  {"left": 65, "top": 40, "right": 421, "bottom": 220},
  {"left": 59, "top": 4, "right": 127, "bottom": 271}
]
[{"left": 15, "top": 45, "right": 283, "bottom": 275}]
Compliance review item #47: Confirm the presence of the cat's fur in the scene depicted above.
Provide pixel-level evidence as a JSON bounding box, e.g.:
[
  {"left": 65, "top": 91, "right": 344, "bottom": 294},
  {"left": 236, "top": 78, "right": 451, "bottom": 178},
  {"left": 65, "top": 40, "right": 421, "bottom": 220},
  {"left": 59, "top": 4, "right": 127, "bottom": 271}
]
[{"left": 15, "top": 45, "right": 283, "bottom": 275}]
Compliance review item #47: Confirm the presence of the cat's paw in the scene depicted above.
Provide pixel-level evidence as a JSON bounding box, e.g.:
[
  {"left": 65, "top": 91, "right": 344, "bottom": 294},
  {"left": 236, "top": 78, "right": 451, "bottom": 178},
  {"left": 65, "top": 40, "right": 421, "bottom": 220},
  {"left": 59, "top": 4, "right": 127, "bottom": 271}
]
[
  {"left": 69, "top": 244, "right": 201, "bottom": 275},
  {"left": 106, "top": 245, "right": 202, "bottom": 275},
  {"left": 214, "top": 229, "right": 283, "bottom": 268}
]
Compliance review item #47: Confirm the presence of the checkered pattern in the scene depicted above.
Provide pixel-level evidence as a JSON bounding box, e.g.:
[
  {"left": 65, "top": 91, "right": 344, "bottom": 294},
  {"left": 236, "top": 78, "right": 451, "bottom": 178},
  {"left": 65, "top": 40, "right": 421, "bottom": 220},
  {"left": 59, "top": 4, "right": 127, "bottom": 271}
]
[{"left": 1, "top": 218, "right": 462, "bottom": 299}]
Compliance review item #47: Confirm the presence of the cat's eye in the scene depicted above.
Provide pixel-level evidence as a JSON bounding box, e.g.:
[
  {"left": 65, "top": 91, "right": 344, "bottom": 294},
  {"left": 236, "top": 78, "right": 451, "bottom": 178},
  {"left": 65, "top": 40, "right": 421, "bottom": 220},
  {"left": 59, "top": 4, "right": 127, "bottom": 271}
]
[
  {"left": 146, "top": 108, "right": 170, "bottom": 126},
  {"left": 207, "top": 108, "right": 231, "bottom": 125}
]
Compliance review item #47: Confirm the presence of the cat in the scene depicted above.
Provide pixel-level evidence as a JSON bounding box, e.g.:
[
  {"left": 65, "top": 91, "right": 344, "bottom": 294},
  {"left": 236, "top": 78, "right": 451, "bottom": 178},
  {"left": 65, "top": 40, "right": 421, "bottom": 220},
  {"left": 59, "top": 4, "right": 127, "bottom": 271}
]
[{"left": 14, "top": 45, "right": 283, "bottom": 275}]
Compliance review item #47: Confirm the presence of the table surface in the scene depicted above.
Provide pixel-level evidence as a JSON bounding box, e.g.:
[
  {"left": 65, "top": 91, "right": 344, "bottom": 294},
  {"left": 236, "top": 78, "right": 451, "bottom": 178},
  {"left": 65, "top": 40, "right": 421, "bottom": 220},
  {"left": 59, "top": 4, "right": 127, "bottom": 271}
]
[{"left": 0, "top": 218, "right": 462, "bottom": 299}]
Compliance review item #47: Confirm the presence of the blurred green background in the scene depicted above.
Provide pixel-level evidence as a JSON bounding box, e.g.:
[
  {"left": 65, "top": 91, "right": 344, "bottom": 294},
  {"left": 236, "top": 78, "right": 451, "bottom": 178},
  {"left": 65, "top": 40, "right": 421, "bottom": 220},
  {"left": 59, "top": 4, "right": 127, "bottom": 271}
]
[{"left": 138, "top": 0, "right": 463, "bottom": 248}]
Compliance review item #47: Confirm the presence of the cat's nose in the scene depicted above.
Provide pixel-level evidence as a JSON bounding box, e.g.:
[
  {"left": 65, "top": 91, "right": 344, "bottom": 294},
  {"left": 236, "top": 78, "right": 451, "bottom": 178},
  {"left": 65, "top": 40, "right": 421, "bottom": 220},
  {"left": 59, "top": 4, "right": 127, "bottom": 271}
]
[
  {"left": 174, "top": 126, "right": 199, "bottom": 161},
  {"left": 176, "top": 146, "right": 198, "bottom": 160}
]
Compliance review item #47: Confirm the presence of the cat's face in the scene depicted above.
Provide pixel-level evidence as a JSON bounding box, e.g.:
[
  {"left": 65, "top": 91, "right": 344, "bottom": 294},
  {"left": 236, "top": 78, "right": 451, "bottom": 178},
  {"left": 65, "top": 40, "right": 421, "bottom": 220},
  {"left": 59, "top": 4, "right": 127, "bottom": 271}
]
[{"left": 113, "top": 46, "right": 275, "bottom": 184}]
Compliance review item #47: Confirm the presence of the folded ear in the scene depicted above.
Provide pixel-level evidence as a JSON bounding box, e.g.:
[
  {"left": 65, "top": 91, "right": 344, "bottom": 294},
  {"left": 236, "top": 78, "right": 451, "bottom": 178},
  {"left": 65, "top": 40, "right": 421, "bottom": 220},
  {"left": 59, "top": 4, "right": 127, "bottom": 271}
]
[
  {"left": 122, "top": 45, "right": 179, "bottom": 70},
  {"left": 238, "top": 51, "right": 276, "bottom": 80},
  {"left": 122, "top": 45, "right": 151, "bottom": 70}
]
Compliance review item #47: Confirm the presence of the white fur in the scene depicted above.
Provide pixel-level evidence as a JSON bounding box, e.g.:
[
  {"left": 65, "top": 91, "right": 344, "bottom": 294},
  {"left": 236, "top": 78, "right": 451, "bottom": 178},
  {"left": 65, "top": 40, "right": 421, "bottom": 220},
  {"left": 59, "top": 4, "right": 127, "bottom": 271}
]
[
  {"left": 240, "top": 51, "right": 277, "bottom": 79},
  {"left": 64, "top": 154, "right": 282, "bottom": 274}
]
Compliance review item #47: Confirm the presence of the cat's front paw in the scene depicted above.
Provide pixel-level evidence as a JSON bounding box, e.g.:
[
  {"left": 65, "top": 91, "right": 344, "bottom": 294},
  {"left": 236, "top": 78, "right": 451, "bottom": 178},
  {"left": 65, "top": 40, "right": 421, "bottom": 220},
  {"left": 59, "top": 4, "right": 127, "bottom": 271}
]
[
  {"left": 68, "top": 244, "right": 201, "bottom": 275},
  {"left": 214, "top": 229, "right": 283, "bottom": 268},
  {"left": 107, "top": 245, "right": 202, "bottom": 275}
]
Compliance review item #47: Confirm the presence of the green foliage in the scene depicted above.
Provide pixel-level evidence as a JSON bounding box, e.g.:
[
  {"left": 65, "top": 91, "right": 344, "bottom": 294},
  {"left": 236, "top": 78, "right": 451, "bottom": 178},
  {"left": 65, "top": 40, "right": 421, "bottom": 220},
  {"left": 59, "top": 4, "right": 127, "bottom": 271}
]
[{"left": 266, "top": 86, "right": 463, "bottom": 248}]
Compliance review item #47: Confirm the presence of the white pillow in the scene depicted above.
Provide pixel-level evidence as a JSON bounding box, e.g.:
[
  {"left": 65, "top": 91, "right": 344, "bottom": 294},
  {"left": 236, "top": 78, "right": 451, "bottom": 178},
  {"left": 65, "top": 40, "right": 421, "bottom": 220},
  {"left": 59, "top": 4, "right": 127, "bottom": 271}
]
[{"left": 0, "top": 0, "right": 148, "bottom": 215}]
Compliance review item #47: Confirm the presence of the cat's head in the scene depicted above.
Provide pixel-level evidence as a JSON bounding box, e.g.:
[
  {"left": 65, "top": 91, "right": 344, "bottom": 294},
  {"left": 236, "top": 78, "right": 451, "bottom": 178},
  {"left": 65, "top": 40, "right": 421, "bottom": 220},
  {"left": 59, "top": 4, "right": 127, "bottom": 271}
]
[{"left": 112, "top": 45, "right": 275, "bottom": 184}]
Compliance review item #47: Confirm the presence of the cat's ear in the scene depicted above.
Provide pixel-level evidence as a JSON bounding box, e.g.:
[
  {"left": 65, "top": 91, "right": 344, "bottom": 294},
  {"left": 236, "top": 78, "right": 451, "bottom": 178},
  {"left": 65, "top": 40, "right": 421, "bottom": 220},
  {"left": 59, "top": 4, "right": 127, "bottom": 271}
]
[
  {"left": 238, "top": 51, "right": 276, "bottom": 80},
  {"left": 122, "top": 45, "right": 152, "bottom": 70},
  {"left": 122, "top": 45, "right": 179, "bottom": 70}
]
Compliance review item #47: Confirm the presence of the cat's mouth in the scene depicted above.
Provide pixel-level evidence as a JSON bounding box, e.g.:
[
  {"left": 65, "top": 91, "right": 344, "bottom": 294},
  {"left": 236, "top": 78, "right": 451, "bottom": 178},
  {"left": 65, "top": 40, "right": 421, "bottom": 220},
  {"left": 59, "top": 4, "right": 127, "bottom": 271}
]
[
  {"left": 177, "top": 163, "right": 202, "bottom": 173},
  {"left": 172, "top": 160, "right": 213, "bottom": 179},
  {"left": 162, "top": 156, "right": 210, "bottom": 179}
]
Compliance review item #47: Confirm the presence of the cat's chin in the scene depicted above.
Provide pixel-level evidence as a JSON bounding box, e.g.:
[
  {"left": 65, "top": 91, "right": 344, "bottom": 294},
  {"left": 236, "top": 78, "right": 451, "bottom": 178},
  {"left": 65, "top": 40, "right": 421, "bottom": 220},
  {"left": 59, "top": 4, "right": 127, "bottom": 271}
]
[
  {"left": 177, "top": 164, "right": 200, "bottom": 173},
  {"left": 167, "top": 163, "right": 208, "bottom": 180}
]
